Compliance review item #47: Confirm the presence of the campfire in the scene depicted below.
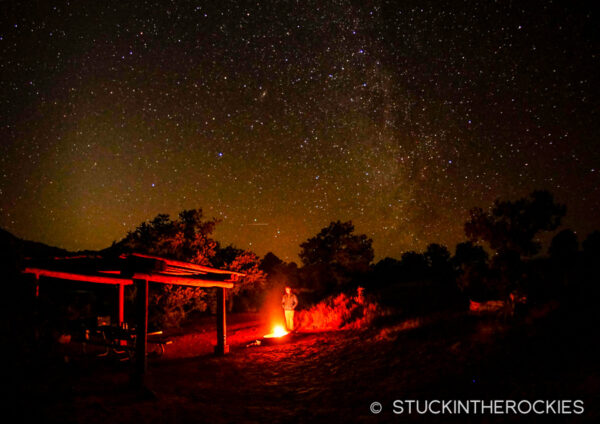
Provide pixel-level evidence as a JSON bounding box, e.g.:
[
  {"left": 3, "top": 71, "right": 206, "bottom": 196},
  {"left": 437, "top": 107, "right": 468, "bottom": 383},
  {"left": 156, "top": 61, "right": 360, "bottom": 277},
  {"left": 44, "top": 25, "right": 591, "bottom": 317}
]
[
  {"left": 246, "top": 324, "right": 292, "bottom": 347},
  {"left": 263, "top": 325, "right": 289, "bottom": 339}
]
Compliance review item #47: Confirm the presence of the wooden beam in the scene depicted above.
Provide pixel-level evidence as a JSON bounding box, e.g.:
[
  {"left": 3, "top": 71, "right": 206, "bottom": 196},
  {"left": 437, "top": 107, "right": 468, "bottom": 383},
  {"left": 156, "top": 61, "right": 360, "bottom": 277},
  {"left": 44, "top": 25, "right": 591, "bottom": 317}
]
[
  {"left": 133, "top": 273, "right": 234, "bottom": 288},
  {"left": 23, "top": 268, "right": 133, "bottom": 286},
  {"left": 214, "top": 287, "right": 229, "bottom": 355},
  {"left": 133, "top": 278, "right": 148, "bottom": 387},
  {"left": 23, "top": 268, "right": 233, "bottom": 288},
  {"left": 128, "top": 253, "right": 245, "bottom": 276}
]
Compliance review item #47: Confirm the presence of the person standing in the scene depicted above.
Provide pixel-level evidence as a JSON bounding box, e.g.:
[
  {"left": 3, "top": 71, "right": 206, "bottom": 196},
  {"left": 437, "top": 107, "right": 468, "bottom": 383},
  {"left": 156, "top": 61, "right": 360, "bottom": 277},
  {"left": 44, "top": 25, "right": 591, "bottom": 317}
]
[{"left": 281, "top": 286, "right": 298, "bottom": 331}]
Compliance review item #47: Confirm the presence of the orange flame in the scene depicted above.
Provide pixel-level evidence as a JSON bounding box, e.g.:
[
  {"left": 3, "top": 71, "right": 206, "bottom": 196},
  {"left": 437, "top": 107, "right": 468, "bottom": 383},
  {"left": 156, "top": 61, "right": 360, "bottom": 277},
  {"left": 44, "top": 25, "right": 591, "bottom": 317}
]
[{"left": 264, "top": 325, "right": 289, "bottom": 338}]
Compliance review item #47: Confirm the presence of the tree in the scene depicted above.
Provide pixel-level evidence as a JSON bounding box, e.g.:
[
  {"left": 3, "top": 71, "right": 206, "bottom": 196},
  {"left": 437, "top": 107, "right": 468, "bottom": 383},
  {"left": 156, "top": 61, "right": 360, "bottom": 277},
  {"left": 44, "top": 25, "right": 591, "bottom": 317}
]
[
  {"left": 453, "top": 241, "right": 489, "bottom": 270},
  {"left": 463, "top": 190, "right": 566, "bottom": 298},
  {"left": 424, "top": 243, "right": 453, "bottom": 283},
  {"left": 581, "top": 231, "right": 600, "bottom": 299},
  {"left": 452, "top": 241, "right": 491, "bottom": 299},
  {"left": 221, "top": 249, "right": 266, "bottom": 312},
  {"left": 549, "top": 229, "right": 579, "bottom": 262},
  {"left": 398, "top": 251, "right": 428, "bottom": 281},
  {"left": 260, "top": 252, "right": 300, "bottom": 293},
  {"left": 260, "top": 252, "right": 284, "bottom": 275},
  {"left": 544, "top": 229, "right": 579, "bottom": 294},
  {"left": 213, "top": 244, "right": 266, "bottom": 311},
  {"left": 299, "top": 221, "right": 373, "bottom": 271},
  {"left": 465, "top": 190, "right": 566, "bottom": 258},
  {"left": 299, "top": 221, "right": 374, "bottom": 294},
  {"left": 120, "top": 209, "right": 219, "bottom": 265},
  {"left": 119, "top": 211, "right": 269, "bottom": 324},
  {"left": 372, "top": 257, "right": 402, "bottom": 287},
  {"left": 117, "top": 209, "right": 220, "bottom": 327},
  {"left": 582, "top": 230, "right": 600, "bottom": 257}
]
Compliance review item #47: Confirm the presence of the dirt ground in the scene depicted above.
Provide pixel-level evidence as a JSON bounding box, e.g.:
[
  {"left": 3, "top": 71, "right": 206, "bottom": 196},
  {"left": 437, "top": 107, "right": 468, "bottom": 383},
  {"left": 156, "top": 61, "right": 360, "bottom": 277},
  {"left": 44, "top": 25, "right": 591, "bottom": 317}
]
[{"left": 7, "top": 308, "right": 600, "bottom": 423}]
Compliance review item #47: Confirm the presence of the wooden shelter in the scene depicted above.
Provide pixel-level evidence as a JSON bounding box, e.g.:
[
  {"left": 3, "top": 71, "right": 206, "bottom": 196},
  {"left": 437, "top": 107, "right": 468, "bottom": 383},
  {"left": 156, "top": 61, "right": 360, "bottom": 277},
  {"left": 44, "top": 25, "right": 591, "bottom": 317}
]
[{"left": 22, "top": 253, "right": 243, "bottom": 385}]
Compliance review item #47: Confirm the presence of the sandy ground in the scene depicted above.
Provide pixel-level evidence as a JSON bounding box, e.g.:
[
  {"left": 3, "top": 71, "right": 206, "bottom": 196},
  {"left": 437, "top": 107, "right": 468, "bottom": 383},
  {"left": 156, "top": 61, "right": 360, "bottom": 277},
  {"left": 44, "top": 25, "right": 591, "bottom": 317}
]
[{"left": 7, "top": 309, "right": 599, "bottom": 423}]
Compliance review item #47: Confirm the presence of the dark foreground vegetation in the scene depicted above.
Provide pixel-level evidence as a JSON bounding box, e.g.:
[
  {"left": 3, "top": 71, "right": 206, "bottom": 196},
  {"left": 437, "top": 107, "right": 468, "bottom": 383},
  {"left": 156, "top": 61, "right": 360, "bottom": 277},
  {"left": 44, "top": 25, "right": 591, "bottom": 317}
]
[{"left": 2, "top": 190, "right": 599, "bottom": 422}]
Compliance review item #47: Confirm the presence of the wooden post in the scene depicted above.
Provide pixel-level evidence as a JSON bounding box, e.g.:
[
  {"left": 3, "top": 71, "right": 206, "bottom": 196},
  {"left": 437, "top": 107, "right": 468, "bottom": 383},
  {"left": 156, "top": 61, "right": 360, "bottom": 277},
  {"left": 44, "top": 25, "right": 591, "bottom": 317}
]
[
  {"left": 118, "top": 284, "right": 126, "bottom": 346},
  {"left": 214, "top": 287, "right": 229, "bottom": 355},
  {"left": 33, "top": 273, "right": 40, "bottom": 343},
  {"left": 118, "top": 284, "right": 125, "bottom": 325},
  {"left": 133, "top": 279, "right": 148, "bottom": 386},
  {"left": 34, "top": 273, "right": 40, "bottom": 298}
]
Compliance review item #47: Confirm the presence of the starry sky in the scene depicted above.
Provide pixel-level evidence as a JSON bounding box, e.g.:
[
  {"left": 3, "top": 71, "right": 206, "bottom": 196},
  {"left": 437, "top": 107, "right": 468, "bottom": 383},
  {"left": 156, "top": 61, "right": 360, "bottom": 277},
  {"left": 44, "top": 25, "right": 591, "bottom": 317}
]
[{"left": 1, "top": 0, "right": 598, "bottom": 261}]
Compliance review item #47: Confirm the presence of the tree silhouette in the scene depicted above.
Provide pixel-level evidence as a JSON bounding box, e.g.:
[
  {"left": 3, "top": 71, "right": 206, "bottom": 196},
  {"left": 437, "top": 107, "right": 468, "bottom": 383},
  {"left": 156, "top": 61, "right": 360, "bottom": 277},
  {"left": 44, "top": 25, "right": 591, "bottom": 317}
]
[
  {"left": 581, "top": 231, "right": 600, "bottom": 297},
  {"left": 549, "top": 229, "right": 579, "bottom": 262},
  {"left": 452, "top": 241, "right": 490, "bottom": 299},
  {"left": 544, "top": 229, "right": 579, "bottom": 295},
  {"left": 424, "top": 243, "right": 453, "bottom": 283},
  {"left": 465, "top": 190, "right": 566, "bottom": 258},
  {"left": 300, "top": 221, "right": 373, "bottom": 270},
  {"left": 299, "top": 220, "right": 373, "bottom": 294},
  {"left": 117, "top": 209, "right": 265, "bottom": 325},
  {"left": 582, "top": 230, "right": 600, "bottom": 257},
  {"left": 222, "top": 249, "right": 266, "bottom": 312},
  {"left": 259, "top": 252, "right": 284, "bottom": 275},
  {"left": 453, "top": 241, "right": 489, "bottom": 269},
  {"left": 120, "top": 209, "right": 219, "bottom": 265},
  {"left": 398, "top": 251, "right": 428, "bottom": 281},
  {"left": 463, "top": 190, "right": 566, "bottom": 299},
  {"left": 260, "top": 252, "right": 300, "bottom": 293},
  {"left": 372, "top": 257, "right": 402, "bottom": 287}
]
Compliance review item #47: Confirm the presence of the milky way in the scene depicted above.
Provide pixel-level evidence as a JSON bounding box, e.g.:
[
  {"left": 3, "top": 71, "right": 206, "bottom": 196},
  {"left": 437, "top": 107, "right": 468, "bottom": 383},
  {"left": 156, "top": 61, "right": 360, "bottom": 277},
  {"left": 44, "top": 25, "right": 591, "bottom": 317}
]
[{"left": 1, "top": 0, "right": 598, "bottom": 261}]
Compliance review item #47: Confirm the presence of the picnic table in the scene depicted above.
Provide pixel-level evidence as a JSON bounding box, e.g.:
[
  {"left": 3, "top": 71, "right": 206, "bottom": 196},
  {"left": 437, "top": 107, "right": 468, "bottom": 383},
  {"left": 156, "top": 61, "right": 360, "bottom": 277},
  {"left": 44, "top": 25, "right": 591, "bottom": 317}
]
[{"left": 83, "top": 324, "right": 172, "bottom": 359}]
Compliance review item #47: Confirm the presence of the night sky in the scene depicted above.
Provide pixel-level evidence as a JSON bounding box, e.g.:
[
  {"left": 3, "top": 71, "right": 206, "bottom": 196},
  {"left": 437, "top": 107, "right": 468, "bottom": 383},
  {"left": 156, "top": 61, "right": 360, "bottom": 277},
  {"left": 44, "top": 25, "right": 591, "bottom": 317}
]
[{"left": 1, "top": 1, "right": 597, "bottom": 261}]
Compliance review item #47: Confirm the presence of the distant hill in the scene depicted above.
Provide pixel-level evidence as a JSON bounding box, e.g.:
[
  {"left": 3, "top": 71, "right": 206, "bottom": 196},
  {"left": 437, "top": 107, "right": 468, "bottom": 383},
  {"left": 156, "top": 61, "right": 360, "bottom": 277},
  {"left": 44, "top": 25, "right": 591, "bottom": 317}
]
[{"left": 0, "top": 228, "right": 70, "bottom": 268}]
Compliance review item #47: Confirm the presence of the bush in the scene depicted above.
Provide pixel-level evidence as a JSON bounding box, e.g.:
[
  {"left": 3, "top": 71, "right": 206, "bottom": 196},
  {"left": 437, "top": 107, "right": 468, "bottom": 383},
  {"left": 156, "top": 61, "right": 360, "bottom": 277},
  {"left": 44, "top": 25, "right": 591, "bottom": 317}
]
[
  {"left": 149, "top": 285, "right": 208, "bottom": 329},
  {"left": 296, "top": 289, "right": 379, "bottom": 331}
]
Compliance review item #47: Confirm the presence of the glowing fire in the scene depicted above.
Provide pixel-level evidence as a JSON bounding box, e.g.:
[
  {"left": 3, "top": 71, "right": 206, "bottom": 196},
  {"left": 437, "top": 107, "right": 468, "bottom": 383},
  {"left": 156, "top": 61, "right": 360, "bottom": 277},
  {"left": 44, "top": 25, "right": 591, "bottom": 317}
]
[{"left": 263, "top": 325, "right": 289, "bottom": 338}]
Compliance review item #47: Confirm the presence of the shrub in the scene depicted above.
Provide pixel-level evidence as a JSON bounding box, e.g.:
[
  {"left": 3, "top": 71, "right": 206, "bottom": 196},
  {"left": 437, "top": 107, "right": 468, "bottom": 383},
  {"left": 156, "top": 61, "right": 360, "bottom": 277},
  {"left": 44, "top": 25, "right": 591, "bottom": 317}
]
[
  {"left": 296, "top": 289, "right": 379, "bottom": 331},
  {"left": 149, "top": 285, "right": 208, "bottom": 329}
]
